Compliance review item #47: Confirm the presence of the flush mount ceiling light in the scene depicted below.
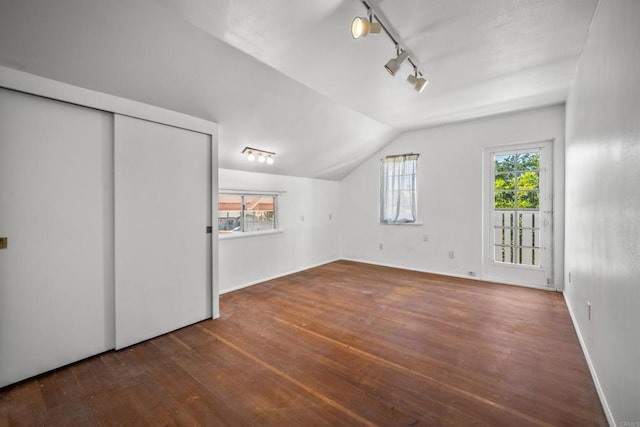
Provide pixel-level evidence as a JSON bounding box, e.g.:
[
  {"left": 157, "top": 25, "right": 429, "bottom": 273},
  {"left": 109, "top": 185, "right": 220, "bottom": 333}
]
[
  {"left": 242, "top": 147, "right": 275, "bottom": 165},
  {"left": 351, "top": 0, "right": 428, "bottom": 94}
]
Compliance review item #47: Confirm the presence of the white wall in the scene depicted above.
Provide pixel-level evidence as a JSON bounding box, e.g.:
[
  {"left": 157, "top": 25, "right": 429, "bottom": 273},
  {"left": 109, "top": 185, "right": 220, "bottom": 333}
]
[
  {"left": 341, "top": 105, "right": 565, "bottom": 287},
  {"left": 564, "top": 0, "right": 640, "bottom": 424},
  {"left": 218, "top": 169, "right": 341, "bottom": 294}
]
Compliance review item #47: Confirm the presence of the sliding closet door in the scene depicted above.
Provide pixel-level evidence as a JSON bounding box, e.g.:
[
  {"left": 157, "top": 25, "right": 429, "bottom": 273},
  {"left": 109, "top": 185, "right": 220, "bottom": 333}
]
[
  {"left": 114, "top": 115, "right": 211, "bottom": 349},
  {"left": 0, "top": 88, "right": 114, "bottom": 387}
]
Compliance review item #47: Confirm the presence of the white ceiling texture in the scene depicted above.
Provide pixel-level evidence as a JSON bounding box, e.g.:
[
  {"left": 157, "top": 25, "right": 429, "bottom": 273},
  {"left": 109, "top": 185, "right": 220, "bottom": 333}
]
[
  {"left": 156, "top": 0, "right": 598, "bottom": 179},
  {"left": 0, "top": 0, "right": 598, "bottom": 179}
]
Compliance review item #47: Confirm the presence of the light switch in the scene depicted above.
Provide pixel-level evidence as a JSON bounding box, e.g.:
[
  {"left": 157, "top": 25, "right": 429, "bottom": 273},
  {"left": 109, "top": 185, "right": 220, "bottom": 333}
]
[{"left": 0, "top": 237, "right": 7, "bottom": 249}]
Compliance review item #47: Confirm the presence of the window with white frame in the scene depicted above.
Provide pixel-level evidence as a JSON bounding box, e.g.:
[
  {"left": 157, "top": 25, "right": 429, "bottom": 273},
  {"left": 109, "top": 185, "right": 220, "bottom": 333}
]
[
  {"left": 218, "top": 193, "right": 277, "bottom": 234},
  {"left": 380, "top": 153, "right": 419, "bottom": 224}
]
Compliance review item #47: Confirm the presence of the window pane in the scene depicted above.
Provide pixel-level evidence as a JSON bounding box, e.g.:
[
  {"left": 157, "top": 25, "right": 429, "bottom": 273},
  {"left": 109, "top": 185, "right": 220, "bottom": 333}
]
[
  {"left": 519, "top": 212, "right": 537, "bottom": 228},
  {"left": 517, "top": 171, "right": 539, "bottom": 190},
  {"left": 516, "top": 152, "right": 539, "bottom": 171},
  {"left": 520, "top": 227, "right": 541, "bottom": 247},
  {"left": 494, "top": 154, "right": 516, "bottom": 172},
  {"left": 495, "top": 191, "right": 515, "bottom": 208},
  {"left": 494, "top": 245, "right": 514, "bottom": 263},
  {"left": 494, "top": 227, "right": 515, "bottom": 246},
  {"left": 518, "top": 248, "right": 539, "bottom": 266},
  {"left": 517, "top": 190, "right": 539, "bottom": 209},
  {"left": 495, "top": 173, "right": 515, "bottom": 190},
  {"left": 494, "top": 211, "right": 515, "bottom": 227},
  {"left": 218, "top": 195, "right": 242, "bottom": 233},
  {"left": 244, "top": 196, "right": 275, "bottom": 232}
]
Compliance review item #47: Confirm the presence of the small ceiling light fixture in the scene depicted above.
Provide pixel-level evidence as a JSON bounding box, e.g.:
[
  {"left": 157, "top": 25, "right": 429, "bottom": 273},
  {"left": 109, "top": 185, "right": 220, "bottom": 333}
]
[
  {"left": 407, "top": 67, "right": 429, "bottom": 93},
  {"left": 351, "top": 0, "right": 428, "bottom": 94},
  {"left": 242, "top": 147, "right": 275, "bottom": 165}
]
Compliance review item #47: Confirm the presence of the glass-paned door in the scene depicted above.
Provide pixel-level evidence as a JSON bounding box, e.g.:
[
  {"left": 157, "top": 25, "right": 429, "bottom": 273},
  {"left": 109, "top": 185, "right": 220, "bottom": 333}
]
[{"left": 484, "top": 141, "right": 553, "bottom": 288}]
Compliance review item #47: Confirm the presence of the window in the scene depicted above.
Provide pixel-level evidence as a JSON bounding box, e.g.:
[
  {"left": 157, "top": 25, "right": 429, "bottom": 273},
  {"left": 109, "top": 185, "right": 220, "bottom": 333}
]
[
  {"left": 380, "top": 153, "right": 419, "bottom": 224},
  {"left": 493, "top": 150, "right": 541, "bottom": 266},
  {"left": 218, "top": 193, "right": 277, "bottom": 234}
]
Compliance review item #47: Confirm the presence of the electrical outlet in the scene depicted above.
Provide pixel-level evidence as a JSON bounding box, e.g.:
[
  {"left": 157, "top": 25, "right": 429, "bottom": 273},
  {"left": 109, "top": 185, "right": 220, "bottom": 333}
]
[
  {"left": 587, "top": 301, "right": 592, "bottom": 320},
  {"left": 468, "top": 271, "right": 476, "bottom": 277},
  {"left": 422, "top": 234, "right": 429, "bottom": 242},
  {"left": 329, "top": 213, "right": 332, "bottom": 220},
  {"left": 568, "top": 272, "right": 572, "bottom": 283},
  {"left": 379, "top": 243, "right": 383, "bottom": 250},
  {"left": 448, "top": 251, "right": 455, "bottom": 259}
]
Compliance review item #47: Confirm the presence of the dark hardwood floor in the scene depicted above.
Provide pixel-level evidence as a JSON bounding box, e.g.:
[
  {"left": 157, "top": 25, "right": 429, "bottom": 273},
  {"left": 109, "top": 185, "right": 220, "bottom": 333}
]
[{"left": 0, "top": 260, "right": 607, "bottom": 426}]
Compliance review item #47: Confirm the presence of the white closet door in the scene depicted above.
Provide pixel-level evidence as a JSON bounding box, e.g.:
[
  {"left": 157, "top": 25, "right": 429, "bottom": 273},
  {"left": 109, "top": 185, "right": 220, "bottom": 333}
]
[
  {"left": 114, "top": 115, "right": 211, "bottom": 349},
  {"left": 0, "top": 88, "right": 114, "bottom": 388}
]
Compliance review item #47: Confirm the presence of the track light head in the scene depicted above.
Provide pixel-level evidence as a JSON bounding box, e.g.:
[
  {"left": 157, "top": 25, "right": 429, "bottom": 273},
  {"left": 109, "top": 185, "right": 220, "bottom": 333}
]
[
  {"left": 247, "top": 150, "right": 256, "bottom": 162},
  {"left": 407, "top": 73, "right": 429, "bottom": 93},
  {"left": 385, "top": 50, "right": 410, "bottom": 76},
  {"left": 351, "top": 17, "right": 381, "bottom": 38},
  {"left": 266, "top": 155, "right": 274, "bottom": 165}
]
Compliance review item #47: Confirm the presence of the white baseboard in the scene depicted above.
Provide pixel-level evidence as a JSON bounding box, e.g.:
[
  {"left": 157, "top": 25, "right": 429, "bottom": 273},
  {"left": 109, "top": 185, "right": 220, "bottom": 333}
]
[
  {"left": 339, "top": 257, "right": 555, "bottom": 291},
  {"left": 563, "top": 292, "right": 615, "bottom": 426},
  {"left": 219, "top": 258, "right": 341, "bottom": 295}
]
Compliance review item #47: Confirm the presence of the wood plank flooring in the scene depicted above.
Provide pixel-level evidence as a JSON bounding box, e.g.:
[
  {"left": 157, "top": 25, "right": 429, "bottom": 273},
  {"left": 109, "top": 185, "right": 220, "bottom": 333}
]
[{"left": 0, "top": 260, "right": 607, "bottom": 426}]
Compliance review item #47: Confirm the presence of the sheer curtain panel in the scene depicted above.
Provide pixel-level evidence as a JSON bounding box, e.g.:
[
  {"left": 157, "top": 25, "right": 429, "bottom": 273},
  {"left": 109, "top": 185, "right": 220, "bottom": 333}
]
[{"left": 380, "top": 154, "right": 419, "bottom": 224}]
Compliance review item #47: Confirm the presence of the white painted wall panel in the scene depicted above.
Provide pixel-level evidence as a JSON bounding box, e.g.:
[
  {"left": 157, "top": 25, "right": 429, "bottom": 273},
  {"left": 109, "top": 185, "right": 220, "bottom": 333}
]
[
  {"left": 218, "top": 169, "right": 341, "bottom": 294},
  {"left": 114, "top": 115, "right": 211, "bottom": 349},
  {"left": 564, "top": 0, "right": 640, "bottom": 424},
  {"left": 340, "top": 105, "right": 565, "bottom": 288},
  {"left": 0, "top": 88, "right": 114, "bottom": 387}
]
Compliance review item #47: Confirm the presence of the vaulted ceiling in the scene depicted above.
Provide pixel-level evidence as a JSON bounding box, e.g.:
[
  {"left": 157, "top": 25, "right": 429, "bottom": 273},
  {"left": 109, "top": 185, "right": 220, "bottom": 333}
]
[{"left": 0, "top": 0, "right": 598, "bottom": 179}]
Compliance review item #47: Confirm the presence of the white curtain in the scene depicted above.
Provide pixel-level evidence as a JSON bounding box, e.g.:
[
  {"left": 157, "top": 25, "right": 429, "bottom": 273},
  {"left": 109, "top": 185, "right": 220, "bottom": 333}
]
[{"left": 380, "top": 154, "right": 419, "bottom": 223}]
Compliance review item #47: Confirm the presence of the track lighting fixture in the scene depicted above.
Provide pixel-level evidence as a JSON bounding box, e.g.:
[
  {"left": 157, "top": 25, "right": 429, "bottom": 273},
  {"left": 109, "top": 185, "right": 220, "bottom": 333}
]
[
  {"left": 385, "top": 48, "right": 410, "bottom": 76},
  {"left": 351, "top": 0, "right": 428, "bottom": 94},
  {"left": 407, "top": 67, "right": 429, "bottom": 93},
  {"left": 242, "top": 147, "right": 275, "bottom": 165},
  {"left": 351, "top": 16, "right": 381, "bottom": 38}
]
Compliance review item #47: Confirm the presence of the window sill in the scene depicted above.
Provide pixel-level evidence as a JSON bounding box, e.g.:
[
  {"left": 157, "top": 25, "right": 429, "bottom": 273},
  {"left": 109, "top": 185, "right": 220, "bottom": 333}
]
[
  {"left": 218, "top": 229, "right": 284, "bottom": 240},
  {"left": 380, "top": 221, "right": 424, "bottom": 226}
]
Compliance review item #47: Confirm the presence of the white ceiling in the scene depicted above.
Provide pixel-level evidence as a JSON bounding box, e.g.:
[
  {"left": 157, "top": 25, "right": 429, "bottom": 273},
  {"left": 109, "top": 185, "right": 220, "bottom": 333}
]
[
  {"left": 158, "top": 0, "right": 597, "bottom": 127},
  {"left": 0, "top": 0, "right": 598, "bottom": 180},
  {"left": 155, "top": 0, "right": 598, "bottom": 176}
]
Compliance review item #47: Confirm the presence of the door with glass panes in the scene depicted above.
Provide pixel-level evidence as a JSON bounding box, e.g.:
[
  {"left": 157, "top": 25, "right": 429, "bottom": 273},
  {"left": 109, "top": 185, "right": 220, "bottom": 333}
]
[{"left": 483, "top": 141, "right": 553, "bottom": 288}]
